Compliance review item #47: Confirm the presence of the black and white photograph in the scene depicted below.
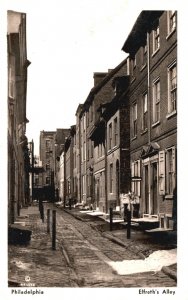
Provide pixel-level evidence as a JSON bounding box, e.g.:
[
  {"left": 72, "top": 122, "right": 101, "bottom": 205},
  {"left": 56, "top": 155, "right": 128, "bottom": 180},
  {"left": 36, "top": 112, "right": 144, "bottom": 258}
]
[{"left": 0, "top": 0, "right": 187, "bottom": 299}]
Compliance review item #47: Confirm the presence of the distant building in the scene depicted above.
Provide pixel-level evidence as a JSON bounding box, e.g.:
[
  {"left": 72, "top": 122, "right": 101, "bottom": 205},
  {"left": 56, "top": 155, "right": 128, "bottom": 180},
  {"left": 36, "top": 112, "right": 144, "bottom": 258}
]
[
  {"left": 39, "top": 129, "right": 69, "bottom": 201},
  {"left": 7, "top": 10, "right": 31, "bottom": 223},
  {"left": 39, "top": 130, "right": 56, "bottom": 201}
]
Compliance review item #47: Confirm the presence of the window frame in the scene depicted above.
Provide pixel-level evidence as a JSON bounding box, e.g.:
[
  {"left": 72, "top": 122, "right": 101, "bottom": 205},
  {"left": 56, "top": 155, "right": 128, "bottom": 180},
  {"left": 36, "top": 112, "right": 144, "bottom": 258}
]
[
  {"left": 132, "top": 102, "right": 137, "bottom": 138},
  {"left": 167, "top": 10, "right": 176, "bottom": 37},
  {"left": 152, "top": 25, "right": 160, "bottom": 54},
  {"left": 152, "top": 78, "right": 160, "bottom": 124},
  {"left": 108, "top": 122, "right": 112, "bottom": 149},
  {"left": 167, "top": 61, "right": 177, "bottom": 115},
  {"left": 109, "top": 163, "right": 113, "bottom": 193},
  {"left": 142, "top": 92, "right": 148, "bottom": 131}
]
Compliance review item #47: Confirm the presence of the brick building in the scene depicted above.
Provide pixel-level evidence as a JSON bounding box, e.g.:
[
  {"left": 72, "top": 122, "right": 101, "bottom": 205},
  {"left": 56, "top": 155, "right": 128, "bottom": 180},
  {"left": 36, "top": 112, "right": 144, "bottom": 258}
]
[
  {"left": 122, "top": 11, "right": 177, "bottom": 228},
  {"left": 39, "top": 130, "right": 56, "bottom": 201},
  {"left": 7, "top": 11, "right": 31, "bottom": 223}
]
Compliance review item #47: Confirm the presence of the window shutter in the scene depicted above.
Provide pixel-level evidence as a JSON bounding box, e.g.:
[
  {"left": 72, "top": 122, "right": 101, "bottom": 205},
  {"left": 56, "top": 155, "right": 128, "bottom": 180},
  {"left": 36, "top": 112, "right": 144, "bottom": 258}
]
[
  {"left": 131, "top": 181, "right": 134, "bottom": 193},
  {"left": 172, "top": 146, "right": 176, "bottom": 189},
  {"left": 131, "top": 162, "right": 134, "bottom": 177},
  {"left": 159, "top": 150, "right": 166, "bottom": 195},
  {"left": 138, "top": 160, "right": 141, "bottom": 177},
  {"left": 137, "top": 181, "right": 141, "bottom": 197}
]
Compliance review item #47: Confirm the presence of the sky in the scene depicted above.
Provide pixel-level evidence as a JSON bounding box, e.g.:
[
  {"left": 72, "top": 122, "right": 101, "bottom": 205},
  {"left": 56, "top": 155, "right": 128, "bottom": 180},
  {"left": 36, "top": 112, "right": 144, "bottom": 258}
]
[
  {"left": 4, "top": 0, "right": 142, "bottom": 154},
  {"left": 1, "top": 0, "right": 188, "bottom": 298},
  {"left": 2, "top": 0, "right": 184, "bottom": 156}
]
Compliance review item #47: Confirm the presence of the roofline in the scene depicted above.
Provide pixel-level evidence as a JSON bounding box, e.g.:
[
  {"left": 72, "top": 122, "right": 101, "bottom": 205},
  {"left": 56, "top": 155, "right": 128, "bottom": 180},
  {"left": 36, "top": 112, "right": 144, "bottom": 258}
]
[
  {"left": 122, "top": 10, "right": 164, "bottom": 54},
  {"left": 79, "top": 57, "right": 128, "bottom": 118}
]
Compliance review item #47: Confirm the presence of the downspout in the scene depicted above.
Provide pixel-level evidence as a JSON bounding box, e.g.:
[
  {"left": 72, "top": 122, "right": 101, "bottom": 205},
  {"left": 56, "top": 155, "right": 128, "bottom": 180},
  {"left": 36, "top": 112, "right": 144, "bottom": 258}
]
[
  {"left": 147, "top": 32, "right": 151, "bottom": 144},
  {"left": 104, "top": 120, "right": 108, "bottom": 213},
  {"left": 147, "top": 31, "right": 151, "bottom": 215}
]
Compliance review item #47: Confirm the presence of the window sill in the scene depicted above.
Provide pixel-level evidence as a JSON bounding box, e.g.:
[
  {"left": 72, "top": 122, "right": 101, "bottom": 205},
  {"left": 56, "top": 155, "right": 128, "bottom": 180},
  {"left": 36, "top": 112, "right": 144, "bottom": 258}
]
[
  {"left": 166, "top": 110, "right": 177, "bottom": 119},
  {"left": 141, "top": 129, "right": 148, "bottom": 135},
  {"left": 140, "top": 64, "right": 147, "bottom": 72},
  {"left": 131, "top": 136, "right": 137, "bottom": 141},
  {"left": 107, "top": 145, "right": 119, "bottom": 155},
  {"left": 131, "top": 77, "right": 136, "bottom": 83},
  {"left": 166, "top": 28, "right": 176, "bottom": 40},
  {"left": 152, "top": 48, "right": 160, "bottom": 58},
  {"left": 165, "top": 194, "right": 173, "bottom": 200},
  {"left": 152, "top": 121, "right": 160, "bottom": 128}
]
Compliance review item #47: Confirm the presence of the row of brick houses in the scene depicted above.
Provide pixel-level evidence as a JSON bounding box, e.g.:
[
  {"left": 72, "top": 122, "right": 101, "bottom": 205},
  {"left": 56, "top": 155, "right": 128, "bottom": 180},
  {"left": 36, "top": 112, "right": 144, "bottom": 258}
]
[
  {"left": 7, "top": 11, "right": 31, "bottom": 224},
  {"left": 39, "top": 11, "right": 177, "bottom": 230}
]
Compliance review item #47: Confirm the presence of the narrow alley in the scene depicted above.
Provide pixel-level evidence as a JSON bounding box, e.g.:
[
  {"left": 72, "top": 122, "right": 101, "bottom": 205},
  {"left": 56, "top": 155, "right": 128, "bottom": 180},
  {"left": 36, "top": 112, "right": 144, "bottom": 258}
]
[{"left": 8, "top": 204, "right": 176, "bottom": 288}]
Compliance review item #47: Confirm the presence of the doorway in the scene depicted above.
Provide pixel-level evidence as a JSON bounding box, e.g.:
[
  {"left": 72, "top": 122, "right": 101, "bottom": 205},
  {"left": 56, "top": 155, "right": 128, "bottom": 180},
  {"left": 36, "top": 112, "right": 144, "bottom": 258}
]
[
  {"left": 151, "top": 162, "right": 158, "bottom": 214},
  {"left": 144, "top": 165, "right": 149, "bottom": 214}
]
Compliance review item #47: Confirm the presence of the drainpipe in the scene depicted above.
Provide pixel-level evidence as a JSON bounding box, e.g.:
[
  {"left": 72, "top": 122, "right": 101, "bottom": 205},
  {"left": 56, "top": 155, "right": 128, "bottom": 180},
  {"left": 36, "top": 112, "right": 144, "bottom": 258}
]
[
  {"left": 147, "top": 32, "right": 151, "bottom": 144},
  {"left": 147, "top": 31, "right": 151, "bottom": 215},
  {"left": 104, "top": 120, "right": 108, "bottom": 213}
]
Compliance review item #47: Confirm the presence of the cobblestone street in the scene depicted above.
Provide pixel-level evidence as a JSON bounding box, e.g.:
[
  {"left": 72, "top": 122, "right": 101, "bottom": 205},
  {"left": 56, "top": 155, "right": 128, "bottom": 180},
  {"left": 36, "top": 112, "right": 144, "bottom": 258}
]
[{"left": 8, "top": 204, "right": 177, "bottom": 287}]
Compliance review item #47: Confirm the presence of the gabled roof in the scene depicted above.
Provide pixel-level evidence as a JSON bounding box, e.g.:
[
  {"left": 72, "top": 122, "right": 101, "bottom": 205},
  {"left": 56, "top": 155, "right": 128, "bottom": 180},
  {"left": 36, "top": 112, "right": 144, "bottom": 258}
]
[{"left": 122, "top": 11, "right": 164, "bottom": 55}]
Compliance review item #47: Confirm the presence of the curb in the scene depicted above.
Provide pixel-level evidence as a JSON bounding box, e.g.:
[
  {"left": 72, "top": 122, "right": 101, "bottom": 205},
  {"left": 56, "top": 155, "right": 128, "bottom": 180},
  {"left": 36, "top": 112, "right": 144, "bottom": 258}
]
[
  {"left": 161, "top": 266, "right": 177, "bottom": 282},
  {"left": 62, "top": 207, "right": 177, "bottom": 282}
]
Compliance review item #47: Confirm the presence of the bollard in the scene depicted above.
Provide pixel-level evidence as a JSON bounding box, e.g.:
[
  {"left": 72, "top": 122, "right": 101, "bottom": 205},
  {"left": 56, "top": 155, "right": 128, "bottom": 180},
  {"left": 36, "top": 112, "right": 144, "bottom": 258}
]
[
  {"left": 127, "top": 210, "right": 131, "bottom": 239},
  {"left": 47, "top": 209, "right": 50, "bottom": 233},
  {"left": 40, "top": 204, "right": 44, "bottom": 223},
  {"left": 124, "top": 204, "right": 127, "bottom": 222},
  {"left": 52, "top": 210, "right": 56, "bottom": 250},
  {"left": 109, "top": 207, "right": 113, "bottom": 231}
]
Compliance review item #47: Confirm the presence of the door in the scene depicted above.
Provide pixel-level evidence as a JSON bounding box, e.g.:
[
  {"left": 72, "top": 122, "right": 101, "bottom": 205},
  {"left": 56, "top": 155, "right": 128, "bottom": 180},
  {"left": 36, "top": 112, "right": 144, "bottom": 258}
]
[
  {"left": 151, "top": 162, "right": 158, "bottom": 214},
  {"left": 116, "top": 160, "right": 120, "bottom": 206},
  {"left": 95, "top": 178, "right": 100, "bottom": 208},
  {"left": 144, "top": 165, "right": 149, "bottom": 213}
]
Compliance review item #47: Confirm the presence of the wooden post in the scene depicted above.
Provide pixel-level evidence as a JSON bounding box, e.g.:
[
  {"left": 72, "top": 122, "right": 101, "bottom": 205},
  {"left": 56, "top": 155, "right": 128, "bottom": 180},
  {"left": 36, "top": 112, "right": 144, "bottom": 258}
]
[
  {"left": 52, "top": 210, "right": 56, "bottom": 250},
  {"left": 124, "top": 204, "right": 127, "bottom": 222},
  {"left": 127, "top": 210, "right": 131, "bottom": 239},
  {"left": 47, "top": 209, "right": 50, "bottom": 233},
  {"left": 110, "top": 207, "right": 113, "bottom": 231}
]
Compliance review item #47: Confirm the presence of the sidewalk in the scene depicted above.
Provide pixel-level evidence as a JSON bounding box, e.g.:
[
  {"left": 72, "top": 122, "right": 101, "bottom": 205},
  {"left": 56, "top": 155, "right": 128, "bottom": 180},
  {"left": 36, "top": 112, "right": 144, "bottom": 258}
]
[
  {"left": 8, "top": 205, "right": 78, "bottom": 287},
  {"left": 8, "top": 204, "right": 177, "bottom": 287},
  {"left": 62, "top": 206, "right": 177, "bottom": 282}
]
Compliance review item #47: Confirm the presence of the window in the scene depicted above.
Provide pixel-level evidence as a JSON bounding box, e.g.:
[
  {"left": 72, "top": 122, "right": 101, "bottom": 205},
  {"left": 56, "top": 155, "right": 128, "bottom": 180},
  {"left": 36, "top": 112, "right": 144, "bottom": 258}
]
[
  {"left": 142, "top": 43, "right": 147, "bottom": 67},
  {"left": 109, "top": 163, "right": 113, "bottom": 193},
  {"left": 46, "top": 139, "right": 51, "bottom": 148},
  {"left": 114, "top": 117, "right": 118, "bottom": 146},
  {"left": 142, "top": 93, "right": 148, "bottom": 130},
  {"left": 83, "top": 114, "right": 86, "bottom": 131},
  {"left": 167, "top": 11, "right": 176, "bottom": 34},
  {"left": 46, "top": 177, "right": 50, "bottom": 185},
  {"left": 166, "top": 147, "right": 176, "bottom": 195},
  {"left": 130, "top": 56, "right": 136, "bottom": 79},
  {"left": 159, "top": 147, "right": 176, "bottom": 196},
  {"left": 132, "top": 103, "right": 137, "bottom": 137},
  {"left": 153, "top": 25, "right": 160, "bottom": 53},
  {"left": 131, "top": 160, "right": 141, "bottom": 196},
  {"left": 168, "top": 62, "right": 177, "bottom": 114},
  {"left": 109, "top": 123, "right": 112, "bottom": 149},
  {"left": 153, "top": 79, "right": 160, "bottom": 123},
  {"left": 83, "top": 142, "right": 86, "bottom": 161},
  {"left": 46, "top": 163, "right": 50, "bottom": 170},
  {"left": 8, "top": 66, "right": 15, "bottom": 98},
  {"left": 91, "top": 141, "right": 94, "bottom": 158}
]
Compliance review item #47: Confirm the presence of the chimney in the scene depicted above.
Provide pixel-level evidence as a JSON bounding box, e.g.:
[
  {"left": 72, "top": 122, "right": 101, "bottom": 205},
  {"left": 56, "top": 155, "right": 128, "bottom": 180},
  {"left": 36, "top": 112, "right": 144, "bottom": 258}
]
[{"left": 93, "top": 72, "right": 107, "bottom": 87}]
